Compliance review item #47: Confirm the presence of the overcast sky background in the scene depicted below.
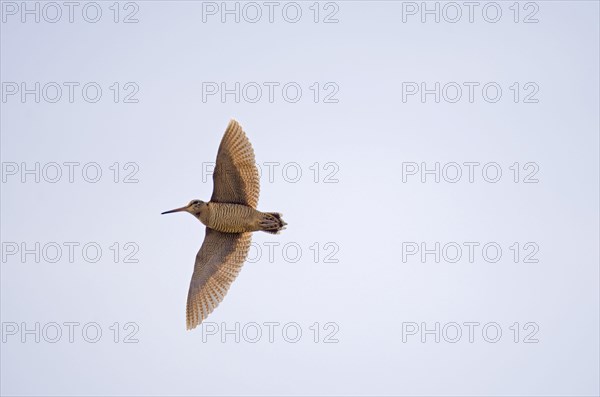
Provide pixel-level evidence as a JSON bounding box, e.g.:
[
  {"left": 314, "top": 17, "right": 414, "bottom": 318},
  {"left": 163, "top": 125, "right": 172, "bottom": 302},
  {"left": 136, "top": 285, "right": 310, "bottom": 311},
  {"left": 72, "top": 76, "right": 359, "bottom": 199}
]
[{"left": 1, "top": 1, "right": 599, "bottom": 396}]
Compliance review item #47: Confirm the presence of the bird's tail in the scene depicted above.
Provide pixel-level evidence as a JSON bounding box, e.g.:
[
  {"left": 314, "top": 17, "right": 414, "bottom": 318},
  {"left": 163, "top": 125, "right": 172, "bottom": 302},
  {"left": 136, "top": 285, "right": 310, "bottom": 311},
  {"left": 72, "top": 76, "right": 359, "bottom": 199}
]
[{"left": 259, "top": 212, "right": 287, "bottom": 234}]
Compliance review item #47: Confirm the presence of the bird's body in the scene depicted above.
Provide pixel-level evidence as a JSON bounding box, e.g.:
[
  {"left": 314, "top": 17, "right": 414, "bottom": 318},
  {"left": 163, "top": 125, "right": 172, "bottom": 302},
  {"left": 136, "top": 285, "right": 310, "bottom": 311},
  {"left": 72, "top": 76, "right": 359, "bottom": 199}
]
[
  {"left": 191, "top": 201, "right": 284, "bottom": 234},
  {"left": 201, "top": 202, "right": 261, "bottom": 233},
  {"left": 162, "top": 120, "right": 286, "bottom": 330}
]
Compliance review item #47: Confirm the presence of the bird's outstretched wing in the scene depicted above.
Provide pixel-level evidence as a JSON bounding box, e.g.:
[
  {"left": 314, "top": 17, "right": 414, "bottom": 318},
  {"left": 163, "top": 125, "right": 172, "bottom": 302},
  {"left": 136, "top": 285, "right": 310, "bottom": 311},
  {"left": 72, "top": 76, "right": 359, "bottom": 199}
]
[
  {"left": 186, "top": 228, "right": 252, "bottom": 330},
  {"left": 211, "top": 119, "right": 260, "bottom": 208}
]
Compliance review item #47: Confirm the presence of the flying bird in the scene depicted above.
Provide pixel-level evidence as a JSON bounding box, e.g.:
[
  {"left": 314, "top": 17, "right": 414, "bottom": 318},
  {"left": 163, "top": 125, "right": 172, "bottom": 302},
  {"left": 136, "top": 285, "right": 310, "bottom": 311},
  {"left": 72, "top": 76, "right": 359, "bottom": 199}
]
[{"left": 162, "top": 120, "right": 287, "bottom": 330}]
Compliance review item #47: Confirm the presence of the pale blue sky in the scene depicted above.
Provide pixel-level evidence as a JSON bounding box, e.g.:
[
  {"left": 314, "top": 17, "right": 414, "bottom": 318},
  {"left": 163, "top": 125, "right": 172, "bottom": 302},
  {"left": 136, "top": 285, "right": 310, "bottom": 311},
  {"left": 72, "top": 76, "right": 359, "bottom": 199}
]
[{"left": 1, "top": 1, "right": 599, "bottom": 396}]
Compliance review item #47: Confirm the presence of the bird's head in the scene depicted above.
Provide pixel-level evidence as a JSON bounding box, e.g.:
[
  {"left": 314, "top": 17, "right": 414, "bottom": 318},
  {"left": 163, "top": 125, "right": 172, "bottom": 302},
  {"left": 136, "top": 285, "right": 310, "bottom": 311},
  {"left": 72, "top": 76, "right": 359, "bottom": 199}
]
[{"left": 161, "top": 199, "right": 206, "bottom": 216}]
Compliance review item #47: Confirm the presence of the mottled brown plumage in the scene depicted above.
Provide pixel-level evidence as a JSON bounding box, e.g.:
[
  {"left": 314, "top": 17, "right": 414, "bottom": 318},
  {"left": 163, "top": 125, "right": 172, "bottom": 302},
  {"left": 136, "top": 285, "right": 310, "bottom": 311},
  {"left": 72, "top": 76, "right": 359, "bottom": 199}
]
[{"left": 162, "top": 120, "right": 286, "bottom": 330}]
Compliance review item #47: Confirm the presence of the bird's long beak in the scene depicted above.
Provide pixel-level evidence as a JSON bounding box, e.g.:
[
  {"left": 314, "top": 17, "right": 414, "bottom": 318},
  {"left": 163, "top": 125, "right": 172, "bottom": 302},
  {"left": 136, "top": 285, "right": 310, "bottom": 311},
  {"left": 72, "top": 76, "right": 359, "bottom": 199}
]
[{"left": 161, "top": 205, "right": 189, "bottom": 215}]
